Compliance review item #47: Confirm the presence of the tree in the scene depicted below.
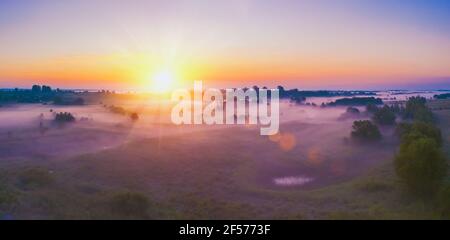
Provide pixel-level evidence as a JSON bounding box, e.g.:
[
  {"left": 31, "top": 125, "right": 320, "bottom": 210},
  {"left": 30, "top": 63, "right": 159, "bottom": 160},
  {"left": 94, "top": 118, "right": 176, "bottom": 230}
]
[
  {"left": 389, "top": 104, "right": 402, "bottom": 114},
  {"left": 328, "top": 97, "right": 383, "bottom": 106},
  {"left": 130, "top": 112, "right": 139, "bottom": 121},
  {"left": 52, "top": 96, "right": 63, "bottom": 105},
  {"left": 434, "top": 93, "right": 450, "bottom": 100},
  {"left": 351, "top": 120, "right": 381, "bottom": 141},
  {"left": 277, "top": 85, "right": 286, "bottom": 97},
  {"left": 42, "top": 85, "right": 52, "bottom": 93},
  {"left": 394, "top": 137, "right": 447, "bottom": 197},
  {"left": 403, "top": 96, "right": 433, "bottom": 123},
  {"left": 109, "top": 105, "right": 127, "bottom": 115},
  {"left": 73, "top": 97, "right": 85, "bottom": 105},
  {"left": 372, "top": 105, "right": 396, "bottom": 125},
  {"left": 346, "top": 107, "right": 360, "bottom": 114},
  {"left": 290, "top": 95, "right": 306, "bottom": 104},
  {"left": 396, "top": 122, "right": 442, "bottom": 148},
  {"left": 54, "top": 112, "right": 76, "bottom": 123},
  {"left": 366, "top": 104, "right": 379, "bottom": 113},
  {"left": 413, "top": 105, "right": 433, "bottom": 123},
  {"left": 31, "top": 85, "right": 42, "bottom": 93},
  {"left": 395, "top": 122, "right": 413, "bottom": 137}
]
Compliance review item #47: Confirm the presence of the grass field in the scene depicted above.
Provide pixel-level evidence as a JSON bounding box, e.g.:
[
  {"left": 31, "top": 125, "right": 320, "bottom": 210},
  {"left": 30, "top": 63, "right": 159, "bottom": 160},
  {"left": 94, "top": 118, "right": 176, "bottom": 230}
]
[{"left": 0, "top": 104, "right": 449, "bottom": 219}]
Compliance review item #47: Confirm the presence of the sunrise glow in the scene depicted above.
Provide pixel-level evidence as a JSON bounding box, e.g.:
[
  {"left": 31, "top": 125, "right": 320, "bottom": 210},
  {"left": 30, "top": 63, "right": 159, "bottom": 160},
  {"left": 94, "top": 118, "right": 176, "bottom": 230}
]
[
  {"left": 1, "top": 0, "right": 450, "bottom": 222},
  {"left": 149, "top": 69, "right": 176, "bottom": 93}
]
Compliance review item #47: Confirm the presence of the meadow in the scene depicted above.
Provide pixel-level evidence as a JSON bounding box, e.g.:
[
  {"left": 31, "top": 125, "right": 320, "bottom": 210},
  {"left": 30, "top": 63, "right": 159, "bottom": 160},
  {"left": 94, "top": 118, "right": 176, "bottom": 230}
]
[{"left": 0, "top": 95, "right": 449, "bottom": 219}]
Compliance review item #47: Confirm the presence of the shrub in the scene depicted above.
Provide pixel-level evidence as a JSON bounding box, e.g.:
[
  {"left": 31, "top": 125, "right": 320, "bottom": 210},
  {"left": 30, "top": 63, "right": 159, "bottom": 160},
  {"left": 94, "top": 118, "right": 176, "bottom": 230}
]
[
  {"left": 346, "top": 107, "right": 360, "bottom": 114},
  {"left": 109, "top": 191, "right": 150, "bottom": 218},
  {"left": 54, "top": 112, "right": 75, "bottom": 123},
  {"left": 0, "top": 176, "right": 18, "bottom": 208},
  {"left": 372, "top": 105, "right": 396, "bottom": 125},
  {"left": 109, "top": 105, "right": 127, "bottom": 115},
  {"left": 0, "top": 187, "right": 17, "bottom": 209},
  {"left": 437, "top": 185, "right": 450, "bottom": 219},
  {"left": 355, "top": 178, "right": 392, "bottom": 193},
  {"left": 18, "top": 168, "right": 54, "bottom": 189},
  {"left": 351, "top": 120, "right": 382, "bottom": 141},
  {"left": 130, "top": 112, "right": 139, "bottom": 121},
  {"left": 394, "top": 138, "right": 447, "bottom": 197}
]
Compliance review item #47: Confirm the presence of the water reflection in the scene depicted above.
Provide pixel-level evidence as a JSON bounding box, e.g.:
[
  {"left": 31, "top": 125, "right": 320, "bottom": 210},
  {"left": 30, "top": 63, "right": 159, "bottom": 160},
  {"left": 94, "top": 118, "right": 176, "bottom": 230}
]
[{"left": 273, "top": 176, "right": 313, "bottom": 186}]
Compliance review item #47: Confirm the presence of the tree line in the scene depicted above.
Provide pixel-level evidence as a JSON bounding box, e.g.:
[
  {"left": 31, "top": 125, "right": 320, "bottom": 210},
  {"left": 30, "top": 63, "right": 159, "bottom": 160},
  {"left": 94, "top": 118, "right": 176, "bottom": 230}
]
[{"left": 0, "top": 85, "right": 85, "bottom": 105}]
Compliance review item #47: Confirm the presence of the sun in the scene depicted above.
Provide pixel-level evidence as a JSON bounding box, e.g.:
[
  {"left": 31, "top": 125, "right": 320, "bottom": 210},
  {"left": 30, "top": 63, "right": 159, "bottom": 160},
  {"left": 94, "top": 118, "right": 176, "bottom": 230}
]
[{"left": 150, "top": 69, "right": 175, "bottom": 93}]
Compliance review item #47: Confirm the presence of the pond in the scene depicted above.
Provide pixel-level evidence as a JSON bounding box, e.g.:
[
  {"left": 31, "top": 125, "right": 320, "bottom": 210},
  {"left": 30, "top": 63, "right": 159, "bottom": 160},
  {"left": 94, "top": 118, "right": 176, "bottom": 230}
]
[{"left": 273, "top": 176, "right": 314, "bottom": 186}]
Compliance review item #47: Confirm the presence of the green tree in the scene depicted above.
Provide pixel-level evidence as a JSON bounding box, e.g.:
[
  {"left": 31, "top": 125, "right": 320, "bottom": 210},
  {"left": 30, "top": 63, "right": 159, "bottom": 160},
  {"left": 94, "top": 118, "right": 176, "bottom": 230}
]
[
  {"left": 396, "top": 122, "right": 442, "bottom": 147},
  {"left": 403, "top": 96, "right": 433, "bottom": 123},
  {"left": 372, "top": 105, "right": 396, "bottom": 125},
  {"left": 351, "top": 120, "right": 382, "bottom": 141},
  {"left": 394, "top": 137, "right": 447, "bottom": 197},
  {"left": 413, "top": 105, "right": 434, "bottom": 123},
  {"left": 366, "top": 104, "right": 379, "bottom": 113}
]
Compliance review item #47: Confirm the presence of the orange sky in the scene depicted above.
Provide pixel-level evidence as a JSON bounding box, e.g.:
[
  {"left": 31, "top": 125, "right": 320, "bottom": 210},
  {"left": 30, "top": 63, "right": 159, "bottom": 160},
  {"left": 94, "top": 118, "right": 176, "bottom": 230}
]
[{"left": 1, "top": 1, "right": 449, "bottom": 90}]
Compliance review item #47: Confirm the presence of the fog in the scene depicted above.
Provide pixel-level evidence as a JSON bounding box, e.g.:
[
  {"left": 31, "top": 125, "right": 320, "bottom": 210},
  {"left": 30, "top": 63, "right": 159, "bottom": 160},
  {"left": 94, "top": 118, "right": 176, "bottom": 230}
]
[{"left": 0, "top": 100, "right": 398, "bottom": 189}]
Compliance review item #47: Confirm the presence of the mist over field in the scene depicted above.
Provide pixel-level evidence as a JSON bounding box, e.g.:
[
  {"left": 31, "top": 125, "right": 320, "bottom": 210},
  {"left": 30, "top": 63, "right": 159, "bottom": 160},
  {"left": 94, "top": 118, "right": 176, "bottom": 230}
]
[
  {"left": 0, "top": 94, "right": 416, "bottom": 219},
  {"left": 0, "top": 87, "right": 449, "bottom": 220},
  {"left": 0, "top": 101, "right": 394, "bottom": 174}
]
